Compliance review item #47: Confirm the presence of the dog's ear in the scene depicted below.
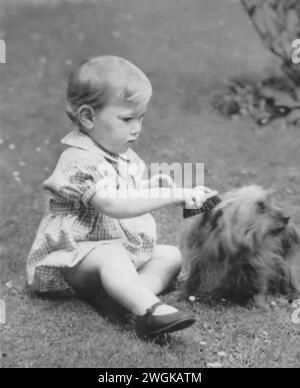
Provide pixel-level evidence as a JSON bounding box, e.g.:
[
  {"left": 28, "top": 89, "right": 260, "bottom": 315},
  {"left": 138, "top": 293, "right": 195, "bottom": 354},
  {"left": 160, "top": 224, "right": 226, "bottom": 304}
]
[{"left": 210, "top": 208, "right": 223, "bottom": 230}]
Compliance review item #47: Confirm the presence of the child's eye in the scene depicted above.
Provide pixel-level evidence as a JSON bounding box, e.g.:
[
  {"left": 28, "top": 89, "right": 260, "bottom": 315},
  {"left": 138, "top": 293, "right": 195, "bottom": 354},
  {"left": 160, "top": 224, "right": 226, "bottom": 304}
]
[
  {"left": 122, "top": 117, "right": 133, "bottom": 122},
  {"left": 121, "top": 114, "right": 145, "bottom": 122}
]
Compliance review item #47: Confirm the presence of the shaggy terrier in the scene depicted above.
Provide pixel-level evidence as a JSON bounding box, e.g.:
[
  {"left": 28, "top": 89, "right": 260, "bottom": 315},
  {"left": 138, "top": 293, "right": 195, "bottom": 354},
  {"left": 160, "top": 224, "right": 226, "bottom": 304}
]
[{"left": 180, "top": 186, "right": 300, "bottom": 306}]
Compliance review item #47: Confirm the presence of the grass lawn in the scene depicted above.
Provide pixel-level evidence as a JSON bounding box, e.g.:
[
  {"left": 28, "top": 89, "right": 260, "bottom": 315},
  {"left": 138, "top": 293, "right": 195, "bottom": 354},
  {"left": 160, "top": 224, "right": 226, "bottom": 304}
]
[{"left": 0, "top": 0, "right": 300, "bottom": 368}]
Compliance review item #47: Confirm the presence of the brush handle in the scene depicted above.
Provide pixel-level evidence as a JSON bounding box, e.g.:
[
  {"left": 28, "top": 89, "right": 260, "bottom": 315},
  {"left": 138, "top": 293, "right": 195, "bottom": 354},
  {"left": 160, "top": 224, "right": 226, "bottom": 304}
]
[{"left": 183, "top": 195, "right": 221, "bottom": 218}]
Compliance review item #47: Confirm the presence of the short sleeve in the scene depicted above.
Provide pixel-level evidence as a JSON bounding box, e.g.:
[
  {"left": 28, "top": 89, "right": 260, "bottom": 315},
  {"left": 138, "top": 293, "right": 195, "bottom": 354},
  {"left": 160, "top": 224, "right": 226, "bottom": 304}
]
[{"left": 42, "top": 149, "right": 118, "bottom": 206}]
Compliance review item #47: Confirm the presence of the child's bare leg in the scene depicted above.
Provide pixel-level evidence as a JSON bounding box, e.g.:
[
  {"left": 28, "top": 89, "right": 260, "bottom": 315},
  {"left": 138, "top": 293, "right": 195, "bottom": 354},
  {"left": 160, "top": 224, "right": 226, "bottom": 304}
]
[
  {"left": 61, "top": 244, "right": 174, "bottom": 316},
  {"left": 138, "top": 244, "right": 182, "bottom": 296}
]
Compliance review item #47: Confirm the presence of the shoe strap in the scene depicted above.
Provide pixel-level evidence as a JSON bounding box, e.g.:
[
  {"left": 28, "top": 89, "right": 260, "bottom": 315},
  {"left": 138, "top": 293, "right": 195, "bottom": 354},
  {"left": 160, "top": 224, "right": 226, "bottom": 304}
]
[{"left": 145, "top": 301, "right": 164, "bottom": 316}]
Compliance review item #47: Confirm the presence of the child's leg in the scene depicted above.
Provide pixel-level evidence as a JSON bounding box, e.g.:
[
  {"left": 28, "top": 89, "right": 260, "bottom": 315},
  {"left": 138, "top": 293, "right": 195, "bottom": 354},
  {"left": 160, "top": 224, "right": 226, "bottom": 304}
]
[
  {"left": 61, "top": 244, "right": 175, "bottom": 316},
  {"left": 137, "top": 244, "right": 182, "bottom": 296}
]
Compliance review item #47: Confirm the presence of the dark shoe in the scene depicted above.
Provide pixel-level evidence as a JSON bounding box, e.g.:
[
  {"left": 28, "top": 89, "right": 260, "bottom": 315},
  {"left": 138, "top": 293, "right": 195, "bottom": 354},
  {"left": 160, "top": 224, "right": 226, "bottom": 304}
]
[{"left": 135, "top": 301, "right": 195, "bottom": 336}]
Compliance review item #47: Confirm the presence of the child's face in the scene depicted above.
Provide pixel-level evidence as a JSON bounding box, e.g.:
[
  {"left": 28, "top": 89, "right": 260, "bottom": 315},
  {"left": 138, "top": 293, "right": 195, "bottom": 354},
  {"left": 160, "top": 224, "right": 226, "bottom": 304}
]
[{"left": 90, "top": 100, "right": 148, "bottom": 154}]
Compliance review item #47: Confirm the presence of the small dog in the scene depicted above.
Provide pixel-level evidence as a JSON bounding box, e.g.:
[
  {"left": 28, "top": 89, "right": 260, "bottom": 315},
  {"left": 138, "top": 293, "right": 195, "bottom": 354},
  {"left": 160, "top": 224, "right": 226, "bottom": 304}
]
[{"left": 180, "top": 186, "right": 300, "bottom": 306}]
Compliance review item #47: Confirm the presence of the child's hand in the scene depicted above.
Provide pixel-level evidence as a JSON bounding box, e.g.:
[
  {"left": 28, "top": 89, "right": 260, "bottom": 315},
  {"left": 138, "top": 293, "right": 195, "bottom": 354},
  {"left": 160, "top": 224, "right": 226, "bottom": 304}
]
[
  {"left": 193, "top": 186, "right": 218, "bottom": 202},
  {"left": 182, "top": 188, "right": 203, "bottom": 209},
  {"left": 178, "top": 186, "right": 218, "bottom": 209},
  {"left": 172, "top": 187, "right": 202, "bottom": 209}
]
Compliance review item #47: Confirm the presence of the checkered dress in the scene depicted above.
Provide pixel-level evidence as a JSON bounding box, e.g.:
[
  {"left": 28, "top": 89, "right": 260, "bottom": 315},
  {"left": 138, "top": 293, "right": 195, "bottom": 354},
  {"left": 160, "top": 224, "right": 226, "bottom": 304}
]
[{"left": 26, "top": 130, "right": 157, "bottom": 293}]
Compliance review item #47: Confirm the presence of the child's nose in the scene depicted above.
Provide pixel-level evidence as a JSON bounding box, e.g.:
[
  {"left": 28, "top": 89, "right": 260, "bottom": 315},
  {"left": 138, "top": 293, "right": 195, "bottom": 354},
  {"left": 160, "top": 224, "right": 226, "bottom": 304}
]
[{"left": 131, "top": 120, "right": 141, "bottom": 136}]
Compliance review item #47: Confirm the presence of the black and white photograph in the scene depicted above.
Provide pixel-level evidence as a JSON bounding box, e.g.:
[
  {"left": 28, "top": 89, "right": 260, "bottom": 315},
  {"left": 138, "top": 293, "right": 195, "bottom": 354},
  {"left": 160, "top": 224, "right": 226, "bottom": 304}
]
[{"left": 1, "top": 0, "right": 300, "bottom": 370}]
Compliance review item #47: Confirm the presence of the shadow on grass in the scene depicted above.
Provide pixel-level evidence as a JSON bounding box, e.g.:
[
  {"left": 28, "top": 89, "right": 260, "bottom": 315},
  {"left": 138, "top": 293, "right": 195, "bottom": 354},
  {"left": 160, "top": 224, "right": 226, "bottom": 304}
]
[{"left": 27, "top": 277, "right": 193, "bottom": 346}]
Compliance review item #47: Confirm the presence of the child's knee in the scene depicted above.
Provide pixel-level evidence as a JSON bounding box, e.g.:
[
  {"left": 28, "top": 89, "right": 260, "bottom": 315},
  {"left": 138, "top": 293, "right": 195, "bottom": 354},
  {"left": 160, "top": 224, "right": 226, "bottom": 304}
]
[
  {"left": 170, "top": 248, "right": 183, "bottom": 272},
  {"left": 158, "top": 245, "right": 183, "bottom": 270},
  {"left": 170, "top": 246, "right": 182, "bottom": 266}
]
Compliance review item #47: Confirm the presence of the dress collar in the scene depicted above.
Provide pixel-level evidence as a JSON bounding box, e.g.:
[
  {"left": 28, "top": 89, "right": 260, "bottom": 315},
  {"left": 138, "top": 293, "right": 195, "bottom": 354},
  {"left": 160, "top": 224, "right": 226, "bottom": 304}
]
[{"left": 61, "top": 129, "right": 136, "bottom": 163}]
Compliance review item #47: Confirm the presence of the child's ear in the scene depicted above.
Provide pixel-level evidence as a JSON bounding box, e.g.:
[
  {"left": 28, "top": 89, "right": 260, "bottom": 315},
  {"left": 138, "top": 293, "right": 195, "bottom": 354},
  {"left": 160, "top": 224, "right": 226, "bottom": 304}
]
[{"left": 77, "top": 105, "right": 94, "bottom": 131}]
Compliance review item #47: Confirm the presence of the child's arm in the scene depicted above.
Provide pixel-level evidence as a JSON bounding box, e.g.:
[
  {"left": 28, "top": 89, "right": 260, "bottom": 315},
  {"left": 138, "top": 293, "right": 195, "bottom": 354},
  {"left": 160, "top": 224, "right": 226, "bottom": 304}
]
[{"left": 90, "top": 186, "right": 200, "bottom": 219}]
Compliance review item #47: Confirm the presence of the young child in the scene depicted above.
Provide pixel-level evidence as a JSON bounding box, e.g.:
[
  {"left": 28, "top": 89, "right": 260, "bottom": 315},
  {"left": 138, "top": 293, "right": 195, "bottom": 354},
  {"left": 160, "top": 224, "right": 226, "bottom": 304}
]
[{"left": 26, "top": 55, "right": 217, "bottom": 337}]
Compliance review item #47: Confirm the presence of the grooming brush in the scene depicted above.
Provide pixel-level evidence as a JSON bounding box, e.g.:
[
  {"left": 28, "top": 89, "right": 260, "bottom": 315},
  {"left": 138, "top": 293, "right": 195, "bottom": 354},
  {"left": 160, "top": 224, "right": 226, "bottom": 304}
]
[
  {"left": 183, "top": 195, "right": 221, "bottom": 218},
  {"left": 152, "top": 174, "right": 221, "bottom": 219}
]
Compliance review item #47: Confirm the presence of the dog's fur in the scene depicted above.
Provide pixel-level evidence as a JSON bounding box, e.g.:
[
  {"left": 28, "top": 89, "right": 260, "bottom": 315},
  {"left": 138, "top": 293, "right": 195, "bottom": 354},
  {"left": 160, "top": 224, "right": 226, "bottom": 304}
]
[{"left": 180, "top": 186, "right": 300, "bottom": 305}]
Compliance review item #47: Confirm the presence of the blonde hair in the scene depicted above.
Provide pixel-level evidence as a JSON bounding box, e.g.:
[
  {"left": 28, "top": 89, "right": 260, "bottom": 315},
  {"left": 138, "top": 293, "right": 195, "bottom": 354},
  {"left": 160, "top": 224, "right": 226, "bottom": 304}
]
[{"left": 66, "top": 55, "right": 152, "bottom": 126}]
